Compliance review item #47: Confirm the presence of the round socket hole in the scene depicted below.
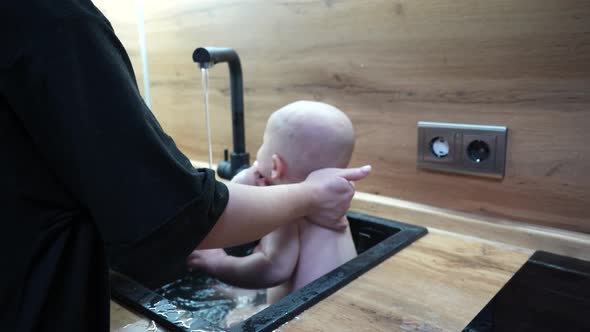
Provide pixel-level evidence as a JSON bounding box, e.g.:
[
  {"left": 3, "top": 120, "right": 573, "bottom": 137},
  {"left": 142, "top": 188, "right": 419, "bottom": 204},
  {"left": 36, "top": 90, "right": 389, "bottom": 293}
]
[
  {"left": 467, "top": 140, "right": 490, "bottom": 163},
  {"left": 430, "top": 137, "right": 449, "bottom": 158}
]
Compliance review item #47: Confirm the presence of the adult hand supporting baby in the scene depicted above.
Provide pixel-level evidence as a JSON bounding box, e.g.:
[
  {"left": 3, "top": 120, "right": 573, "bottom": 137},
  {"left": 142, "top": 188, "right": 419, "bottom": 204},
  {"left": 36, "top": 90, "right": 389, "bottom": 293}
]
[
  {"left": 196, "top": 164, "right": 371, "bottom": 249},
  {"left": 231, "top": 162, "right": 370, "bottom": 231},
  {"left": 303, "top": 165, "right": 372, "bottom": 231}
]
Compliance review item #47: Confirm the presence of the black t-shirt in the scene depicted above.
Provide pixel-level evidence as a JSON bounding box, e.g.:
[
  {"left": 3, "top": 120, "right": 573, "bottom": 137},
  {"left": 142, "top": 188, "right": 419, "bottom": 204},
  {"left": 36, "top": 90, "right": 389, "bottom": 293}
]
[{"left": 0, "top": 1, "right": 229, "bottom": 330}]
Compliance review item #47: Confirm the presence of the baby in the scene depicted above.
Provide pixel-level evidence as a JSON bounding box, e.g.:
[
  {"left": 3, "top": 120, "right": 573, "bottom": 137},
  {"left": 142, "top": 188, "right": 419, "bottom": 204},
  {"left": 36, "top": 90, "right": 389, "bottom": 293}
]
[{"left": 187, "top": 100, "right": 358, "bottom": 305}]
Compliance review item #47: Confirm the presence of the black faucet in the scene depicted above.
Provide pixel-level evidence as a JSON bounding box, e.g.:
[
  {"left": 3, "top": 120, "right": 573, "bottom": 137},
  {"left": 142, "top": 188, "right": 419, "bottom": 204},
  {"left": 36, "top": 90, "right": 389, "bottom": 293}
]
[{"left": 192, "top": 47, "right": 250, "bottom": 180}]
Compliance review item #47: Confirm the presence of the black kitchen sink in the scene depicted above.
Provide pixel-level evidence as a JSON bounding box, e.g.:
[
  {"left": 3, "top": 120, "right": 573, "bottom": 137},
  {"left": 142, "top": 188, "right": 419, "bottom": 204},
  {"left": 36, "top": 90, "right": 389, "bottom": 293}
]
[
  {"left": 111, "top": 212, "right": 427, "bottom": 331},
  {"left": 463, "top": 251, "right": 590, "bottom": 332}
]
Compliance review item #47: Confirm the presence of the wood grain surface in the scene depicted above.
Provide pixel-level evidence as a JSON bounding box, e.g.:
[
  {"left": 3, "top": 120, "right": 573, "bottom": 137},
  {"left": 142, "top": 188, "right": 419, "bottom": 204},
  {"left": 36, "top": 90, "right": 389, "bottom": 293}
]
[
  {"left": 351, "top": 191, "right": 590, "bottom": 261},
  {"left": 94, "top": 0, "right": 590, "bottom": 234},
  {"left": 278, "top": 231, "right": 531, "bottom": 332}
]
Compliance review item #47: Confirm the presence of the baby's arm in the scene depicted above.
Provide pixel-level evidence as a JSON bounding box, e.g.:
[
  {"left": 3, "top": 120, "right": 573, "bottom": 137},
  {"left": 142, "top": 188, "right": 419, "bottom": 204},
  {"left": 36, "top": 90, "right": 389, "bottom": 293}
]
[
  {"left": 187, "top": 223, "right": 299, "bottom": 289},
  {"left": 187, "top": 163, "right": 299, "bottom": 288}
]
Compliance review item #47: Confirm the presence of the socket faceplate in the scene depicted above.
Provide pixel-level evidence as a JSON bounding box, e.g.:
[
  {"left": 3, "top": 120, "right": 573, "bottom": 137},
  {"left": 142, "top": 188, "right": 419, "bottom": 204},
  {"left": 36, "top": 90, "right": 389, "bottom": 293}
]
[{"left": 417, "top": 122, "right": 508, "bottom": 179}]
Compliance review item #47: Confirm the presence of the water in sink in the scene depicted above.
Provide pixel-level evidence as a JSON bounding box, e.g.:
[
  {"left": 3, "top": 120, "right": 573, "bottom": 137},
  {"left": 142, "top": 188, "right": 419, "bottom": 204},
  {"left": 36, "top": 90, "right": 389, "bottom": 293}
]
[{"left": 152, "top": 274, "right": 267, "bottom": 329}]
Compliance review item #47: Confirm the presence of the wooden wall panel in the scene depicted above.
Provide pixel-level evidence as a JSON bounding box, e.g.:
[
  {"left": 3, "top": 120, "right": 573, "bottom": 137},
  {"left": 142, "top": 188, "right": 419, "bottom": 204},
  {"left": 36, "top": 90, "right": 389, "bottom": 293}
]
[{"left": 97, "top": 0, "right": 590, "bottom": 234}]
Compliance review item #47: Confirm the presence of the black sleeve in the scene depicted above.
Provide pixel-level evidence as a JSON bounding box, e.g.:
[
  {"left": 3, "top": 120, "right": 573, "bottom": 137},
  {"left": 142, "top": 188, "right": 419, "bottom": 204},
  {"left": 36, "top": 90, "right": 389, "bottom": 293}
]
[{"left": 4, "top": 16, "right": 228, "bottom": 283}]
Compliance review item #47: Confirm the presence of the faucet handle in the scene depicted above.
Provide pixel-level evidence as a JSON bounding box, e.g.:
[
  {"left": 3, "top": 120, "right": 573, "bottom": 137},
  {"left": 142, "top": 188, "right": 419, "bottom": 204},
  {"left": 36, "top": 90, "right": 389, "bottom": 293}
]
[{"left": 217, "top": 150, "right": 250, "bottom": 180}]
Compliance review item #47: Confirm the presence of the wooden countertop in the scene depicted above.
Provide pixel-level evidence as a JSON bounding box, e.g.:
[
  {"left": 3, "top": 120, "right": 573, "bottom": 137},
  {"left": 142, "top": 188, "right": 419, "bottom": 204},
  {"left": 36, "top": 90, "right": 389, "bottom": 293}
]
[
  {"left": 110, "top": 229, "right": 532, "bottom": 331},
  {"left": 278, "top": 230, "right": 531, "bottom": 332}
]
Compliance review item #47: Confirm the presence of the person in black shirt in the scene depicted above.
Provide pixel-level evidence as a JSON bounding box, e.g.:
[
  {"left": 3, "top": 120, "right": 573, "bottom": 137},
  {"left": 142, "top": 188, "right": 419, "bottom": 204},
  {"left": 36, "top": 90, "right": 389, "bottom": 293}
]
[{"left": 0, "top": 0, "right": 370, "bottom": 331}]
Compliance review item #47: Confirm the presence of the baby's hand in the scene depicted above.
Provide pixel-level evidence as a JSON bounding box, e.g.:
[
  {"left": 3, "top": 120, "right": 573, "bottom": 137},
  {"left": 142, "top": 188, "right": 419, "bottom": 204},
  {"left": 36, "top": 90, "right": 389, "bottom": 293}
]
[
  {"left": 186, "top": 248, "right": 228, "bottom": 273},
  {"left": 231, "top": 161, "right": 266, "bottom": 186}
]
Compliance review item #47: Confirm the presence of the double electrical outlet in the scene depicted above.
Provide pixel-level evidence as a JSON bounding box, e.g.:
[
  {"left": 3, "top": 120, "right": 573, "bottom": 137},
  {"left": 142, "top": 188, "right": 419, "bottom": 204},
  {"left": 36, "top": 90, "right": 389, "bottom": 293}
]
[{"left": 417, "top": 121, "right": 508, "bottom": 179}]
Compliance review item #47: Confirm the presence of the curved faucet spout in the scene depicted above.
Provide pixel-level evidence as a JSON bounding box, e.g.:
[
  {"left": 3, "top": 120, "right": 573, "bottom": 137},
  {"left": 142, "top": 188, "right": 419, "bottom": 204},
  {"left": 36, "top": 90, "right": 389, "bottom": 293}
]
[{"left": 193, "top": 47, "right": 250, "bottom": 179}]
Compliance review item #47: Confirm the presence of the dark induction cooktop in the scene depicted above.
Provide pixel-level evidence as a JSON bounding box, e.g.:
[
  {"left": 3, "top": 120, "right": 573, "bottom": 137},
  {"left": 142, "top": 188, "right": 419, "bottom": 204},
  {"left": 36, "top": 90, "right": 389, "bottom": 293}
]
[{"left": 463, "top": 251, "right": 590, "bottom": 332}]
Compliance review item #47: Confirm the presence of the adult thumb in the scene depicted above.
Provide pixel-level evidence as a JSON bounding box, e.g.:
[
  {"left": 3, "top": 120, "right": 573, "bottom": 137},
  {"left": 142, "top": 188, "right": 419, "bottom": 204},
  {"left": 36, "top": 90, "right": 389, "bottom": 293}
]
[{"left": 338, "top": 165, "right": 372, "bottom": 181}]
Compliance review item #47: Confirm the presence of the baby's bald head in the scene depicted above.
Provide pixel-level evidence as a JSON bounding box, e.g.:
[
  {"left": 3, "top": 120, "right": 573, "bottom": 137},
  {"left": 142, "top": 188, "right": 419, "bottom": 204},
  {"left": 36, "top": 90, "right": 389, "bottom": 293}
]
[{"left": 256, "top": 100, "right": 355, "bottom": 184}]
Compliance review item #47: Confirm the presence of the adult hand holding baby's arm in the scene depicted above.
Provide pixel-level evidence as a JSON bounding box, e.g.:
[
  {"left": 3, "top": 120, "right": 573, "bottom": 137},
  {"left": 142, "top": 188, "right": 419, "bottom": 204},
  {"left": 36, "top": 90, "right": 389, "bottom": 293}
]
[
  {"left": 303, "top": 165, "right": 372, "bottom": 231},
  {"left": 197, "top": 165, "right": 370, "bottom": 249},
  {"left": 231, "top": 162, "right": 370, "bottom": 231}
]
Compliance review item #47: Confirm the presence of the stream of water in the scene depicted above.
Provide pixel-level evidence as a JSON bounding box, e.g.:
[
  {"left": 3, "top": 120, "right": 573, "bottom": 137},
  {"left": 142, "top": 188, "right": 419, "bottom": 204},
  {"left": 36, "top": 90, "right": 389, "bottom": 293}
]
[{"left": 201, "top": 67, "right": 213, "bottom": 169}]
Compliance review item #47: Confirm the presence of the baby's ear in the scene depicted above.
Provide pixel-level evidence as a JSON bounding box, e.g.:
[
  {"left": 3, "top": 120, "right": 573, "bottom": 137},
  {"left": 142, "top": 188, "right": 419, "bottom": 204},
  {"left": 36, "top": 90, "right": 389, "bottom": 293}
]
[{"left": 271, "top": 154, "right": 286, "bottom": 181}]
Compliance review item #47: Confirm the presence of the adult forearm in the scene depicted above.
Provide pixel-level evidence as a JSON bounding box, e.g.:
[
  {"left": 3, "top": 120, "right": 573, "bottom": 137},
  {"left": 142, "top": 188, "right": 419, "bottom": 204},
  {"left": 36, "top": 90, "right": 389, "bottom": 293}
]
[
  {"left": 197, "top": 165, "right": 371, "bottom": 249},
  {"left": 197, "top": 182, "right": 311, "bottom": 249}
]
